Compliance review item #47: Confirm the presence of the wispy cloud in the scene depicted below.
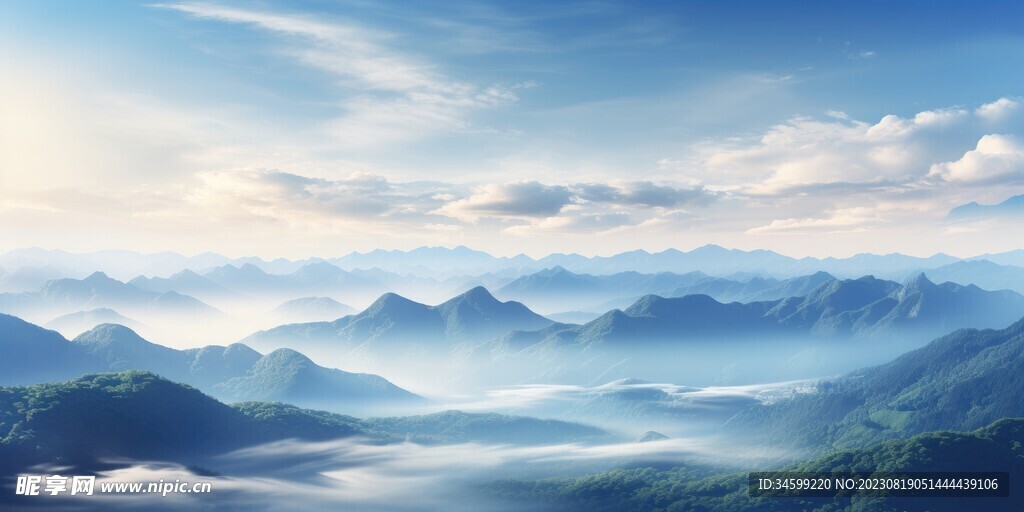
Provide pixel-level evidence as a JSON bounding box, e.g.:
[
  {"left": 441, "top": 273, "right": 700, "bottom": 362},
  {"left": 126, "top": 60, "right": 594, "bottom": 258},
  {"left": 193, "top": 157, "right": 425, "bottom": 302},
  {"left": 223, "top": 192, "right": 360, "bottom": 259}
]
[{"left": 156, "top": 3, "right": 520, "bottom": 148}]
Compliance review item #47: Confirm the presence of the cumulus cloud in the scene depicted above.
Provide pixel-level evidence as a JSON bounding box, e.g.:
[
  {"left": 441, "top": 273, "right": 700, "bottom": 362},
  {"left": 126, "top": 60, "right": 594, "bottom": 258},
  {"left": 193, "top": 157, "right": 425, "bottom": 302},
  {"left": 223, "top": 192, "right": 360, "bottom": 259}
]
[
  {"left": 976, "top": 97, "right": 1020, "bottom": 123},
  {"left": 928, "top": 134, "right": 1024, "bottom": 184}
]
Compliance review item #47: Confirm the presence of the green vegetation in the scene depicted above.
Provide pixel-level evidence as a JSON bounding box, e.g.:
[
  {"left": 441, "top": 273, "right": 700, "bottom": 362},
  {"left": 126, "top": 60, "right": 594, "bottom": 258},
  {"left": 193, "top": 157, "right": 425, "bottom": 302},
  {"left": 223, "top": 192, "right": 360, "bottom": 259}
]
[
  {"left": 487, "top": 419, "right": 1024, "bottom": 511},
  {"left": 727, "top": 318, "right": 1024, "bottom": 449},
  {"left": 0, "top": 371, "right": 609, "bottom": 474}
]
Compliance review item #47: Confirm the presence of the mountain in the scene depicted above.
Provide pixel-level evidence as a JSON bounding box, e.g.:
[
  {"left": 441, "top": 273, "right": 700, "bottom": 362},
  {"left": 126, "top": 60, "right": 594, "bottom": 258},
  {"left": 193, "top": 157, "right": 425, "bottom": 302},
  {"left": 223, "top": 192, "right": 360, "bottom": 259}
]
[
  {"left": 129, "top": 268, "right": 241, "bottom": 302},
  {"left": 494, "top": 274, "right": 1024, "bottom": 349},
  {"left": 0, "top": 315, "right": 420, "bottom": 411},
  {"left": 0, "top": 265, "right": 66, "bottom": 292},
  {"left": 972, "top": 249, "right": 1024, "bottom": 268},
  {"left": 201, "top": 261, "right": 387, "bottom": 299},
  {"left": 947, "top": 194, "right": 1024, "bottom": 221},
  {"left": 727, "top": 316, "right": 1024, "bottom": 450},
  {"left": 0, "top": 314, "right": 91, "bottom": 385},
  {"left": 0, "top": 271, "right": 223, "bottom": 321},
  {"left": 43, "top": 307, "right": 143, "bottom": 338},
  {"left": 212, "top": 348, "right": 415, "bottom": 407},
  {"left": 635, "top": 431, "right": 670, "bottom": 443},
  {"left": 270, "top": 296, "right": 357, "bottom": 322},
  {"left": 0, "top": 371, "right": 609, "bottom": 477},
  {"left": 923, "top": 259, "right": 1024, "bottom": 295},
  {"left": 498, "top": 267, "right": 837, "bottom": 314},
  {"left": 496, "top": 267, "right": 711, "bottom": 312},
  {"left": 244, "top": 287, "right": 554, "bottom": 353}
]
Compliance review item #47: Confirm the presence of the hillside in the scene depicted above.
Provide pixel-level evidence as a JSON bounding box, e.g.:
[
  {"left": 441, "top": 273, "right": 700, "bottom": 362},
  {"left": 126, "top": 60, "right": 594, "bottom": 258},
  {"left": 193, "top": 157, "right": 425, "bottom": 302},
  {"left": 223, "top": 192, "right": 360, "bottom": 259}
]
[
  {"left": 0, "top": 314, "right": 420, "bottom": 410},
  {"left": 488, "top": 418, "right": 1024, "bottom": 512},
  {"left": 726, "top": 317, "right": 1024, "bottom": 449},
  {"left": 0, "top": 372, "right": 608, "bottom": 476}
]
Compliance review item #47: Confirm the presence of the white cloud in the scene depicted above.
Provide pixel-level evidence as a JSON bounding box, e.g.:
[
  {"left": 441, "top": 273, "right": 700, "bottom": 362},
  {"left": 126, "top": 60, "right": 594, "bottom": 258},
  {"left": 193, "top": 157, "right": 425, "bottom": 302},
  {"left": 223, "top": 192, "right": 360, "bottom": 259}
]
[
  {"left": 698, "top": 100, "right": 1022, "bottom": 197},
  {"left": 976, "top": 97, "right": 1021, "bottom": 123},
  {"left": 928, "top": 134, "right": 1024, "bottom": 184},
  {"left": 746, "top": 207, "right": 882, "bottom": 234}
]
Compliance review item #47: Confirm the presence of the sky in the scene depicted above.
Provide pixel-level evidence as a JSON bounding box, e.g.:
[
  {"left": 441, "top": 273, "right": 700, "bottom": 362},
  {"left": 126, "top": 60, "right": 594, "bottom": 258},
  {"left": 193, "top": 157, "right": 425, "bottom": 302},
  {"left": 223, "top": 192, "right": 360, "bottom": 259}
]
[{"left": 1, "top": 0, "right": 1023, "bottom": 259}]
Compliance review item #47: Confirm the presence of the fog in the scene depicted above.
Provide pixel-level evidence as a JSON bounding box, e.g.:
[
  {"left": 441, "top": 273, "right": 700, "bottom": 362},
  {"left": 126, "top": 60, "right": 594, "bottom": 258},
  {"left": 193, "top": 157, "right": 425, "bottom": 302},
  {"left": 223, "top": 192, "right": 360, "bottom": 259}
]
[{"left": 33, "top": 433, "right": 793, "bottom": 512}]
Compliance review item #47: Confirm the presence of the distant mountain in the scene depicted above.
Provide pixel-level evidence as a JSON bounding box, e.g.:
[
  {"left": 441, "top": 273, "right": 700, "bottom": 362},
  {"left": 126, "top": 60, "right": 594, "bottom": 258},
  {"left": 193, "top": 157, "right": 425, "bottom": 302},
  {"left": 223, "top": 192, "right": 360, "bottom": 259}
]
[
  {"left": 971, "top": 249, "right": 1024, "bottom": 268},
  {"left": 594, "top": 270, "right": 837, "bottom": 312},
  {"left": 0, "top": 371, "right": 609, "bottom": 476},
  {"left": 495, "top": 274, "right": 1024, "bottom": 349},
  {"left": 201, "top": 261, "right": 386, "bottom": 298},
  {"left": 635, "top": 431, "right": 670, "bottom": 443},
  {"left": 497, "top": 267, "right": 836, "bottom": 313},
  {"left": 0, "top": 314, "right": 419, "bottom": 410},
  {"left": 244, "top": 287, "right": 554, "bottom": 353},
  {"left": 44, "top": 307, "right": 143, "bottom": 338},
  {"left": 0, "top": 265, "right": 66, "bottom": 292},
  {"left": 0, "top": 271, "right": 223, "bottom": 321},
  {"left": 129, "top": 268, "right": 242, "bottom": 303},
  {"left": 947, "top": 194, "right": 1024, "bottom": 221},
  {"left": 727, "top": 316, "right": 1024, "bottom": 450},
  {"left": 0, "top": 245, "right": 989, "bottom": 284},
  {"left": 270, "top": 296, "right": 357, "bottom": 322},
  {"left": 923, "top": 259, "right": 1024, "bottom": 294}
]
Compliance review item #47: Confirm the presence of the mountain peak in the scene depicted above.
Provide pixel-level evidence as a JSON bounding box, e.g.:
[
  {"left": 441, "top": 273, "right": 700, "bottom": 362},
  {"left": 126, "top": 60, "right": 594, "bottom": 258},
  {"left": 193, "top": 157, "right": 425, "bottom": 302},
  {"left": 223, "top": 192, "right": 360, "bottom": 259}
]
[
  {"left": 905, "top": 272, "right": 937, "bottom": 289},
  {"left": 456, "top": 285, "right": 499, "bottom": 303},
  {"left": 84, "top": 271, "right": 111, "bottom": 281},
  {"left": 73, "top": 323, "right": 149, "bottom": 348}
]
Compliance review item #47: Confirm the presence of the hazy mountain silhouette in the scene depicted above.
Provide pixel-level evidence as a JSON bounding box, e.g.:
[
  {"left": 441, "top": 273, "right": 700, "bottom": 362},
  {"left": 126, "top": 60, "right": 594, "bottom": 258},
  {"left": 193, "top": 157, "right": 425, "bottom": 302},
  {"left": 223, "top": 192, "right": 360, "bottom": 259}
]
[
  {"left": 496, "top": 274, "right": 1024, "bottom": 348},
  {"left": 0, "top": 271, "right": 223, "bottom": 320},
  {"left": 947, "top": 194, "right": 1024, "bottom": 221},
  {"left": 270, "top": 296, "right": 357, "bottom": 322},
  {"left": 245, "top": 286, "right": 553, "bottom": 352},
  {"left": 0, "top": 314, "right": 419, "bottom": 410},
  {"left": 923, "top": 259, "right": 1024, "bottom": 295},
  {"left": 44, "top": 307, "right": 143, "bottom": 338}
]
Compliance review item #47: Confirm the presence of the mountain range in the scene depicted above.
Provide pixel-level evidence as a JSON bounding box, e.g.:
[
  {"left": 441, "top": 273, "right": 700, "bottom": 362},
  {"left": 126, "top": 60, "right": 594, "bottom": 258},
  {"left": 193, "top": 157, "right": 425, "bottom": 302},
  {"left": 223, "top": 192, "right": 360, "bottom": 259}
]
[
  {"left": 496, "top": 266, "right": 836, "bottom": 313},
  {"left": 489, "top": 273, "right": 1024, "bottom": 350},
  {"left": 0, "top": 271, "right": 223, "bottom": 322},
  {"left": 243, "top": 286, "right": 554, "bottom": 355},
  {"left": 0, "top": 314, "right": 419, "bottom": 411},
  {"left": 8, "top": 244, "right": 1024, "bottom": 284}
]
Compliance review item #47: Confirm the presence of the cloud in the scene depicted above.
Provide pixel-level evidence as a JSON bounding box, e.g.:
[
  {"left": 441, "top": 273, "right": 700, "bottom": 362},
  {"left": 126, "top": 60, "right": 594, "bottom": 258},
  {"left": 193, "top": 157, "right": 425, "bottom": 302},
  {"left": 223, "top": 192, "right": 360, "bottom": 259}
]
[
  {"left": 976, "top": 97, "right": 1020, "bottom": 123},
  {"left": 158, "top": 3, "right": 519, "bottom": 148},
  {"left": 433, "top": 181, "right": 573, "bottom": 221},
  {"left": 696, "top": 99, "right": 1024, "bottom": 204},
  {"left": 746, "top": 207, "right": 882, "bottom": 234},
  {"left": 436, "top": 180, "right": 715, "bottom": 224},
  {"left": 928, "top": 134, "right": 1024, "bottom": 184}
]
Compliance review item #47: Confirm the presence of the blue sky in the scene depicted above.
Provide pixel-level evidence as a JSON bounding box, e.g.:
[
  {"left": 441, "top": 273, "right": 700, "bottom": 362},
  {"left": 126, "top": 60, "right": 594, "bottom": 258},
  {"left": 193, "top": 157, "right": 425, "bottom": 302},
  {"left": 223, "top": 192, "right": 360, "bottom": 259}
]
[{"left": 1, "top": 1, "right": 1023, "bottom": 258}]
